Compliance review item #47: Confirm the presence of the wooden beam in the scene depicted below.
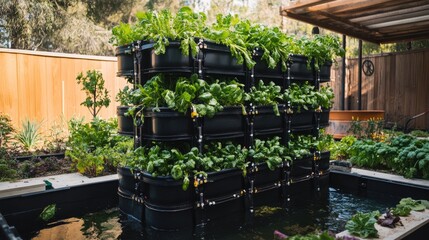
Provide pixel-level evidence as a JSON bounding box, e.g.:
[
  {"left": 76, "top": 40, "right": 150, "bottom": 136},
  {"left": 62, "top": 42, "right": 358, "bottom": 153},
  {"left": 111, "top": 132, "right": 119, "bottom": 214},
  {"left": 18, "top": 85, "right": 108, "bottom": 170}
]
[
  {"left": 316, "top": 11, "right": 380, "bottom": 36},
  {"left": 367, "top": 15, "right": 429, "bottom": 29},
  {"left": 380, "top": 31, "right": 429, "bottom": 43},
  {"left": 280, "top": 0, "right": 335, "bottom": 12},
  {"left": 376, "top": 21, "right": 429, "bottom": 34},
  {"left": 357, "top": 9, "right": 429, "bottom": 26},
  {"left": 282, "top": 11, "right": 380, "bottom": 43},
  {"left": 340, "top": 0, "right": 429, "bottom": 19},
  {"left": 332, "top": 0, "right": 417, "bottom": 15},
  {"left": 309, "top": 0, "right": 393, "bottom": 13},
  {"left": 350, "top": 4, "right": 429, "bottom": 23}
]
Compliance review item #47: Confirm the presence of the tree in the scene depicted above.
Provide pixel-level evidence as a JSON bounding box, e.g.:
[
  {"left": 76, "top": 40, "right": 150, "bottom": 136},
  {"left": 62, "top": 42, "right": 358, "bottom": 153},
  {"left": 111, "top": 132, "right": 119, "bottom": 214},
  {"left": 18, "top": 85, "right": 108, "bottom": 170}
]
[{"left": 76, "top": 70, "right": 111, "bottom": 119}]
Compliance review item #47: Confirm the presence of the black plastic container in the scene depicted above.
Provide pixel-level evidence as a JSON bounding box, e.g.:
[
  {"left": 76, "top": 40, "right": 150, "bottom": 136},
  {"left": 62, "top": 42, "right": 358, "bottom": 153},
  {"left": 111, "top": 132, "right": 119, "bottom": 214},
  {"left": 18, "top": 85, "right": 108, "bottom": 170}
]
[
  {"left": 290, "top": 110, "right": 314, "bottom": 130},
  {"left": 118, "top": 188, "right": 144, "bottom": 222},
  {"left": 204, "top": 168, "right": 244, "bottom": 198},
  {"left": 252, "top": 49, "right": 284, "bottom": 79},
  {"left": 253, "top": 105, "right": 283, "bottom": 136},
  {"left": 251, "top": 162, "right": 283, "bottom": 206},
  {"left": 290, "top": 155, "right": 313, "bottom": 179},
  {"left": 317, "top": 151, "right": 330, "bottom": 172},
  {"left": 203, "top": 106, "right": 245, "bottom": 139},
  {"left": 288, "top": 54, "right": 314, "bottom": 82},
  {"left": 144, "top": 201, "right": 194, "bottom": 231},
  {"left": 288, "top": 176, "right": 314, "bottom": 201},
  {"left": 142, "top": 107, "right": 193, "bottom": 141},
  {"left": 117, "top": 106, "right": 134, "bottom": 136},
  {"left": 196, "top": 196, "right": 245, "bottom": 224},
  {"left": 319, "top": 109, "right": 330, "bottom": 127},
  {"left": 141, "top": 171, "right": 194, "bottom": 206},
  {"left": 116, "top": 45, "right": 134, "bottom": 77},
  {"left": 319, "top": 61, "right": 332, "bottom": 82},
  {"left": 198, "top": 40, "right": 244, "bottom": 76},
  {"left": 118, "top": 166, "right": 138, "bottom": 194},
  {"left": 140, "top": 41, "right": 194, "bottom": 74}
]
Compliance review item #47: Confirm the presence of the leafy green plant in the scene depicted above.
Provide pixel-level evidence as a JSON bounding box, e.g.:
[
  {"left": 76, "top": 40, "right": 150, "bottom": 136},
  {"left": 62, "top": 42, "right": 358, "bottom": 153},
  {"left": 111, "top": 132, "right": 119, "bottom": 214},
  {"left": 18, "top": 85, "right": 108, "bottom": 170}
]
[
  {"left": 249, "top": 137, "right": 288, "bottom": 170},
  {"left": 330, "top": 135, "right": 357, "bottom": 160},
  {"left": 315, "top": 129, "right": 335, "bottom": 152},
  {"left": 129, "top": 74, "right": 245, "bottom": 121},
  {"left": 204, "top": 13, "right": 255, "bottom": 69},
  {"left": 296, "top": 34, "right": 345, "bottom": 71},
  {"left": 345, "top": 211, "right": 380, "bottom": 238},
  {"left": 76, "top": 70, "right": 111, "bottom": 119},
  {"left": 66, "top": 117, "right": 130, "bottom": 177},
  {"left": 40, "top": 204, "right": 56, "bottom": 222},
  {"left": 0, "top": 113, "right": 14, "bottom": 148},
  {"left": 201, "top": 141, "right": 248, "bottom": 174},
  {"left": 0, "top": 156, "right": 18, "bottom": 181},
  {"left": 15, "top": 119, "right": 42, "bottom": 152},
  {"left": 286, "top": 231, "right": 334, "bottom": 240},
  {"left": 116, "top": 85, "right": 133, "bottom": 106},
  {"left": 315, "top": 85, "right": 334, "bottom": 109},
  {"left": 391, "top": 135, "right": 429, "bottom": 179},
  {"left": 391, "top": 198, "right": 427, "bottom": 216},
  {"left": 245, "top": 80, "right": 282, "bottom": 115},
  {"left": 349, "top": 139, "right": 397, "bottom": 169},
  {"left": 288, "top": 134, "right": 315, "bottom": 159},
  {"left": 110, "top": 22, "right": 142, "bottom": 47},
  {"left": 111, "top": 7, "right": 206, "bottom": 57},
  {"left": 246, "top": 24, "right": 295, "bottom": 71},
  {"left": 410, "top": 130, "right": 429, "bottom": 138},
  {"left": 283, "top": 82, "right": 318, "bottom": 112},
  {"left": 126, "top": 141, "right": 248, "bottom": 190}
]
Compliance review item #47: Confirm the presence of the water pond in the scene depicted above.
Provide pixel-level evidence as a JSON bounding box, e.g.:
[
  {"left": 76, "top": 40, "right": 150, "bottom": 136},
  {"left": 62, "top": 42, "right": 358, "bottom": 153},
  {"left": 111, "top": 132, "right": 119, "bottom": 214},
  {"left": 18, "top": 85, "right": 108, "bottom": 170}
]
[{"left": 24, "top": 188, "right": 394, "bottom": 239}]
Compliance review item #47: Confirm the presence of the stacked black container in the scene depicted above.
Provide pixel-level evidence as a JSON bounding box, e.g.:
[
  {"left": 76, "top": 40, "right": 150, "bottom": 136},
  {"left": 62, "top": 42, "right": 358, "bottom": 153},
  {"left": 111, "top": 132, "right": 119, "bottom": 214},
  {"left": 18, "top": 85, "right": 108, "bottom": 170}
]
[{"left": 116, "top": 38, "right": 332, "bottom": 233}]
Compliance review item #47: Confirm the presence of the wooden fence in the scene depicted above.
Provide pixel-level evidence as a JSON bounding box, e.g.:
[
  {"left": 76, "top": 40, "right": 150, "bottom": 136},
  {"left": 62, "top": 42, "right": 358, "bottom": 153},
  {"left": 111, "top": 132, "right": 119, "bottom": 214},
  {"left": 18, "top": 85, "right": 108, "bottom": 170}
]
[
  {"left": 330, "top": 48, "right": 429, "bottom": 130},
  {"left": 0, "top": 48, "right": 128, "bottom": 130}
]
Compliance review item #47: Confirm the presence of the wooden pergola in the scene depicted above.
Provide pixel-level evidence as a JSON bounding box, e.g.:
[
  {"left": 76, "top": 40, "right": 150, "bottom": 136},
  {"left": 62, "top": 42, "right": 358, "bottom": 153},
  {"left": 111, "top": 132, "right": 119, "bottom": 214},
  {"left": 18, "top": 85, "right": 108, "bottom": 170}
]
[
  {"left": 280, "top": 0, "right": 429, "bottom": 44},
  {"left": 280, "top": 0, "right": 429, "bottom": 111}
]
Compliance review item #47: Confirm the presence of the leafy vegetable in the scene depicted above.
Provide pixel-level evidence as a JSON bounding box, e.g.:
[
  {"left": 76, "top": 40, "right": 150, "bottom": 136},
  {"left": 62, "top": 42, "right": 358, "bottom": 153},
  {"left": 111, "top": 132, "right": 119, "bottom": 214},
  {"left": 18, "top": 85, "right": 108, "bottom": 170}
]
[
  {"left": 345, "top": 211, "right": 380, "bottom": 238},
  {"left": 295, "top": 34, "right": 345, "bottom": 71},
  {"left": 283, "top": 82, "right": 317, "bottom": 113},
  {"left": 129, "top": 74, "right": 245, "bottom": 121},
  {"left": 392, "top": 198, "right": 427, "bottom": 216},
  {"left": 245, "top": 80, "right": 282, "bottom": 115},
  {"left": 40, "top": 204, "right": 56, "bottom": 222},
  {"left": 249, "top": 137, "right": 289, "bottom": 170}
]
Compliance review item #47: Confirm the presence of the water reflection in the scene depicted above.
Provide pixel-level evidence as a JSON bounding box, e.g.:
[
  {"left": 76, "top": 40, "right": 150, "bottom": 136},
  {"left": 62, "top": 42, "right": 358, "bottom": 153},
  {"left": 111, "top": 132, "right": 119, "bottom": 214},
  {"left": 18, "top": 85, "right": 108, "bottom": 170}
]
[{"left": 29, "top": 188, "right": 393, "bottom": 239}]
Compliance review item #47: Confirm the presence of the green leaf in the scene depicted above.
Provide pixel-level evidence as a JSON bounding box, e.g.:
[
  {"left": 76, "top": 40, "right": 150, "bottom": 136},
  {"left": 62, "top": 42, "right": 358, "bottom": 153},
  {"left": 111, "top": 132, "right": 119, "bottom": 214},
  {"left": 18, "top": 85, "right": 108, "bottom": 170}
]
[{"left": 40, "top": 204, "right": 56, "bottom": 222}]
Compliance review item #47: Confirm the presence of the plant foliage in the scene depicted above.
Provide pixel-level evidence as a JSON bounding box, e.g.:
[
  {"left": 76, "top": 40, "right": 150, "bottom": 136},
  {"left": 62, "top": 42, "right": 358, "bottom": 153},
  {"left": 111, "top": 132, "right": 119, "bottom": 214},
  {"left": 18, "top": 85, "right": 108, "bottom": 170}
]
[
  {"left": 345, "top": 211, "right": 380, "bottom": 238},
  {"left": 76, "top": 70, "right": 111, "bottom": 119}
]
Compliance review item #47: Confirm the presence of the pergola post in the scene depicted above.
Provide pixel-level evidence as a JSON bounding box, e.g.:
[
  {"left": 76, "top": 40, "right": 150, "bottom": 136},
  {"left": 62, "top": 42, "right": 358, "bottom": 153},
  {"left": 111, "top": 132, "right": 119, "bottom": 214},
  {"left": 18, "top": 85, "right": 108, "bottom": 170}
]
[
  {"left": 341, "top": 35, "right": 346, "bottom": 110},
  {"left": 358, "top": 39, "right": 362, "bottom": 110}
]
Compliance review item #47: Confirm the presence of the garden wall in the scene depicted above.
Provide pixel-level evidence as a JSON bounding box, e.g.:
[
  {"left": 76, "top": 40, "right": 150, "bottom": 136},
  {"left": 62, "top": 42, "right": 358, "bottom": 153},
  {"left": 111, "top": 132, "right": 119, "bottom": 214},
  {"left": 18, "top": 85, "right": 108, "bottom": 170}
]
[
  {"left": 331, "top": 48, "right": 429, "bottom": 130},
  {"left": 0, "top": 48, "right": 127, "bottom": 129}
]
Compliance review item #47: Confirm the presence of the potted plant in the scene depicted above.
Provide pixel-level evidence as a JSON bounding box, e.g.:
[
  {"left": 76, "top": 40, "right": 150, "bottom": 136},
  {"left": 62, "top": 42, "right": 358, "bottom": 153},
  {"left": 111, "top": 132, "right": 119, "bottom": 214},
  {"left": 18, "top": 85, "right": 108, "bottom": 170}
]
[
  {"left": 245, "top": 80, "right": 283, "bottom": 135},
  {"left": 247, "top": 137, "right": 288, "bottom": 205},
  {"left": 110, "top": 23, "right": 142, "bottom": 77},
  {"left": 295, "top": 35, "right": 344, "bottom": 82},
  {"left": 128, "top": 74, "right": 247, "bottom": 140},
  {"left": 283, "top": 82, "right": 317, "bottom": 130},
  {"left": 315, "top": 84, "right": 335, "bottom": 126},
  {"left": 248, "top": 25, "right": 294, "bottom": 79},
  {"left": 116, "top": 85, "right": 135, "bottom": 136}
]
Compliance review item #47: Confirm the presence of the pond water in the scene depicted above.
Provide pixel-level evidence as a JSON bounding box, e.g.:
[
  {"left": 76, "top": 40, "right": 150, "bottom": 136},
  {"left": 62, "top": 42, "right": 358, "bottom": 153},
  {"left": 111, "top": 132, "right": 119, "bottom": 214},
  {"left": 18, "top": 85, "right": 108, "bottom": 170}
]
[{"left": 24, "top": 188, "right": 394, "bottom": 240}]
